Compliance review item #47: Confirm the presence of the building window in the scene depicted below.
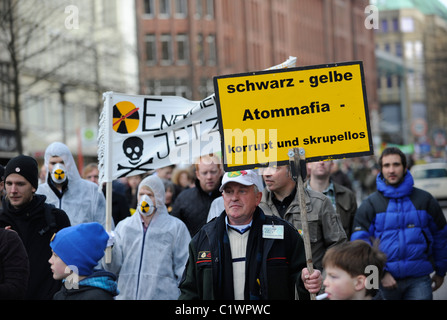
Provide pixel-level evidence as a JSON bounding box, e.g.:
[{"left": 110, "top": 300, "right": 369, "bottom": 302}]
[
  {"left": 176, "top": 34, "right": 189, "bottom": 64},
  {"left": 414, "top": 41, "right": 423, "bottom": 59},
  {"left": 199, "top": 78, "right": 214, "bottom": 98},
  {"left": 143, "top": 0, "right": 155, "bottom": 17},
  {"left": 386, "top": 75, "right": 393, "bottom": 88},
  {"left": 161, "top": 34, "right": 173, "bottom": 65},
  {"left": 395, "top": 42, "right": 402, "bottom": 57},
  {"left": 206, "top": 34, "right": 216, "bottom": 66},
  {"left": 175, "top": 0, "right": 188, "bottom": 18},
  {"left": 146, "top": 79, "right": 191, "bottom": 98},
  {"left": 145, "top": 34, "right": 156, "bottom": 65},
  {"left": 404, "top": 41, "right": 413, "bottom": 59},
  {"left": 195, "top": 0, "right": 203, "bottom": 19},
  {"left": 205, "top": 0, "right": 214, "bottom": 19},
  {"left": 381, "top": 19, "right": 388, "bottom": 32},
  {"left": 401, "top": 17, "right": 414, "bottom": 33},
  {"left": 392, "top": 18, "right": 399, "bottom": 32},
  {"left": 159, "top": 0, "right": 171, "bottom": 18},
  {"left": 196, "top": 33, "right": 204, "bottom": 65}
]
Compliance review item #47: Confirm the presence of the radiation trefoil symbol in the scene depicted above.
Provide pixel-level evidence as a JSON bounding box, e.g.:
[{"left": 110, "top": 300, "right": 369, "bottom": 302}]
[
  {"left": 112, "top": 101, "right": 140, "bottom": 134},
  {"left": 140, "top": 201, "right": 150, "bottom": 213},
  {"left": 54, "top": 169, "right": 65, "bottom": 180}
]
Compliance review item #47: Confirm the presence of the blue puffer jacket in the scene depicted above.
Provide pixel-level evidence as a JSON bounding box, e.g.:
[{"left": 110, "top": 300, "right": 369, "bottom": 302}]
[{"left": 351, "top": 171, "right": 447, "bottom": 279}]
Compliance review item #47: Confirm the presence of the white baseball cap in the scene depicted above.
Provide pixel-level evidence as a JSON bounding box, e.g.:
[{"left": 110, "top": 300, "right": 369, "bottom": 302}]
[{"left": 219, "top": 170, "right": 264, "bottom": 192}]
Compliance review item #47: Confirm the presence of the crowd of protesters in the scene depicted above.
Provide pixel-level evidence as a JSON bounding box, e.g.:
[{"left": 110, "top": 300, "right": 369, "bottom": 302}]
[{"left": 0, "top": 142, "right": 446, "bottom": 301}]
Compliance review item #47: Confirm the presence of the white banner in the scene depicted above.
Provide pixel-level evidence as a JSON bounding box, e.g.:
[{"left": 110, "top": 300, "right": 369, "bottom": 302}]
[{"left": 98, "top": 56, "right": 297, "bottom": 185}]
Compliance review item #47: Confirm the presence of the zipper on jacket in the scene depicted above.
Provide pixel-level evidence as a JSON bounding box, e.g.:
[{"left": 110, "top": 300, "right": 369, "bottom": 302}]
[{"left": 135, "top": 227, "right": 147, "bottom": 299}]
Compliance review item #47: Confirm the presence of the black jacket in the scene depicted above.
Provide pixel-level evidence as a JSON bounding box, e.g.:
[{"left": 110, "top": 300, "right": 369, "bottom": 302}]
[
  {"left": 0, "top": 195, "right": 71, "bottom": 300},
  {"left": 179, "top": 207, "right": 310, "bottom": 300},
  {"left": 171, "top": 179, "right": 221, "bottom": 237},
  {"left": 53, "top": 270, "right": 118, "bottom": 300},
  {"left": 0, "top": 228, "right": 29, "bottom": 299}
]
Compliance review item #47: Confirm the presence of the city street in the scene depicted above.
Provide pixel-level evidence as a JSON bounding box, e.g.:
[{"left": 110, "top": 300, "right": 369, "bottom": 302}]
[{"left": 433, "top": 202, "right": 447, "bottom": 300}]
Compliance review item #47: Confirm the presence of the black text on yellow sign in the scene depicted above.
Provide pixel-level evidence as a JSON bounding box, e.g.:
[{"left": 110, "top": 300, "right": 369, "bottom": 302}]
[{"left": 214, "top": 61, "right": 373, "bottom": 171}]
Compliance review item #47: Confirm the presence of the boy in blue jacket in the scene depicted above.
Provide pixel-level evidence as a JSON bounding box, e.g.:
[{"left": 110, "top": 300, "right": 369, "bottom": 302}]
[{"left": 351, "top": 147, "right": 447, "bottom": 300}]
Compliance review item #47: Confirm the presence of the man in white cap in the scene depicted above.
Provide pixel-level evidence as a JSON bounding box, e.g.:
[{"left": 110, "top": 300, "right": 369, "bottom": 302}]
[{"left": 179, "top": 169, "right": 322, "bottom": 300}]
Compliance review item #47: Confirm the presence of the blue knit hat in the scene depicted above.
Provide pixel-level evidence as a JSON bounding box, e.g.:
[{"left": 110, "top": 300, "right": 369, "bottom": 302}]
[{"left": 50, "top": 222, "right": 109, "bottom": 276}]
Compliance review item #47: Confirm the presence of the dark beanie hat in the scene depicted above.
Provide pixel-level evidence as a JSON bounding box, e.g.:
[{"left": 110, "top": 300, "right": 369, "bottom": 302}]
[{"left": 4, "top": 155, "right": 39, "bottom": 189}]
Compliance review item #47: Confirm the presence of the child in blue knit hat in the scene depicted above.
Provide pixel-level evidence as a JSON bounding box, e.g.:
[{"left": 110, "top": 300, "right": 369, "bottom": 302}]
[{"left": 49, "top": 222, "right": 118, "bottom": 300}]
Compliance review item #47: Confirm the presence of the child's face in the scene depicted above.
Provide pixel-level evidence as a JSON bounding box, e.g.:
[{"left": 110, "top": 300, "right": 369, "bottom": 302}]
[
  {"left": 49, "top": 251, "right": 70, "bottom": 280},
  {"left": 323, "top": 265, "right": 365, "bottom": 300}
]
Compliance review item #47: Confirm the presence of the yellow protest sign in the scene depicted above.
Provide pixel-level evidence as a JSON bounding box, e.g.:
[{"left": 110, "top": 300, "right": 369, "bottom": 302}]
[{"left": 214, "top": 61, "right": 373, "bottom": 171}]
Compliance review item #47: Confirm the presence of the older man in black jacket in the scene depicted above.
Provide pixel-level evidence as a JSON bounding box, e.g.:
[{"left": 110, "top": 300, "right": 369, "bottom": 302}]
[{"left": 179, "top": 169, "right": 322, "bottom": 300}]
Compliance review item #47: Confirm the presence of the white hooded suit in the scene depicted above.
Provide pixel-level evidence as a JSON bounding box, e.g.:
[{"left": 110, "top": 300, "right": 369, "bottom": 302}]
[
  {"left": 104, "top": 175, "right": 191, "bottom": 300},
  {"left": 36, "top": 142, "right": 107, "bottom": 227}
]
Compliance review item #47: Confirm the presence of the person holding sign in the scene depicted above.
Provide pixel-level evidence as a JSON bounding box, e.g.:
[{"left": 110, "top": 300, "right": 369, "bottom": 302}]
[
  {"left": 179, "top": 170, "right": 322, "bottom": 300},
  {"left": 259, "top": 165, "right": 347, "bottom": 271}
]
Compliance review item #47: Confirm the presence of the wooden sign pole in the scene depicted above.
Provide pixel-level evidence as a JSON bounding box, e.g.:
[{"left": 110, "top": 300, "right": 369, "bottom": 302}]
[
  {"left": 288, "top": 147, "right": 316, "bottom": 300},
  {"left": 105, "top": 181, "right": 112, "bottom": 263}
]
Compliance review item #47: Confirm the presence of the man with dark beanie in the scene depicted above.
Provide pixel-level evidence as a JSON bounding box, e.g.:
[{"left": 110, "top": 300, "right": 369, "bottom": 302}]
[{"left": 0, "top": 155, "right": 71, "bottom": 299}]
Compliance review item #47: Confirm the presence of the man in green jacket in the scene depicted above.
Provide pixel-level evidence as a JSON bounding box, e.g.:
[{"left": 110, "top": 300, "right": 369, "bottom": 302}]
[
  {"left": 179, "top": 170, "right": 322, "bottom": 300},
  {"left": 259, "top": 165, "right": 346, "bottom": 271}
]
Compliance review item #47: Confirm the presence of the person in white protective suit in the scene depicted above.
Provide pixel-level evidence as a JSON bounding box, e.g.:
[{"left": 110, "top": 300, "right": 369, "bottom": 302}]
[
  {"left": 103, "top": 174, "right": 191, "bottom": 300},
  {"left": 36, "top": 142, "right": 107, "bottom": 228}
]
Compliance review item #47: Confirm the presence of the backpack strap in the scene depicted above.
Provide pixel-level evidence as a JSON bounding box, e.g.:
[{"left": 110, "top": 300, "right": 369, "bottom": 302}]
[{"left": 38, "top": 203, "right": 58, "bottom": 236}]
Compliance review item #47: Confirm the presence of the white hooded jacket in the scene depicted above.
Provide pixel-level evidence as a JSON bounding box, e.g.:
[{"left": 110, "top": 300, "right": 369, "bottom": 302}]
[
  {"left": 36, "top": 142, "right": 107, "bottom": 227},
  {"left": 104, "top": 175, "right": 191, "bottom": 300}
]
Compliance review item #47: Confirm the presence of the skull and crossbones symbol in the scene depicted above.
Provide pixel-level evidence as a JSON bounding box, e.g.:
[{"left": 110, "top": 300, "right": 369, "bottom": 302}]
[{"left": 118, "top": 137, "right": 153, "bottom": 177}]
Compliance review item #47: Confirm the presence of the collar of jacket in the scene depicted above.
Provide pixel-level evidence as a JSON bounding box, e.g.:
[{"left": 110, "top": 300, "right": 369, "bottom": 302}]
[
  {"left": 2, "top": 193, "right": 46, "bottom": 217},
  {"left": 47, "top": 173, "right": 69, "bottom": 199},
  {"left": 262, "top": 186, "right": 312, "bottom": 216},
  {"left": 194, "top": 177, "right": 223, "bottom": 199},
  {"left": 376, "top": 171, "right": 414, "bottom": 199}
]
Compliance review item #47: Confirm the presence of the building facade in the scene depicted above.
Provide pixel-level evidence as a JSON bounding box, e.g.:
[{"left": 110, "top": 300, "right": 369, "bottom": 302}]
[
  {"left": 375, "top": 0, "right": 447, "bottom": 158},
  {"left": 136, "top": 0, "right": 379, "bottom": 146}
]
